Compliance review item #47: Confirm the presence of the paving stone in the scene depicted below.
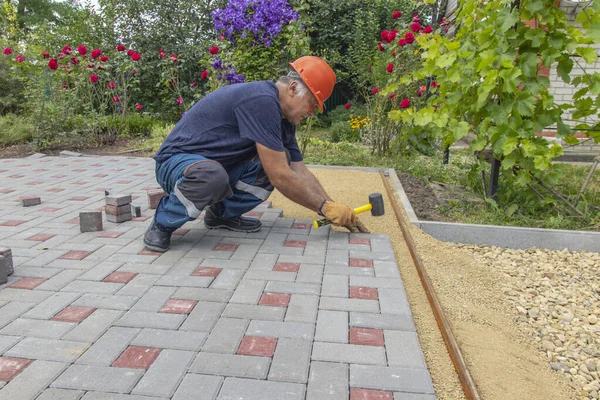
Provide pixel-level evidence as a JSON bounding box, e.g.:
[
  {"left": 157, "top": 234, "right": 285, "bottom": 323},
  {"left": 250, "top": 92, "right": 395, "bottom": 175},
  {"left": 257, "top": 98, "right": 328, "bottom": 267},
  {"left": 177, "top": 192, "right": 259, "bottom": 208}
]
[
  {"left": 132, "top": 328, "right": 207, "bottom": 351},
  {"left": 378, "top": 288, "right": 411, "bottom": 315},
  {"left": 0, "top": 318, "right": 75, "bottom": 339},
  {"left": 0, "top": 335, "right": 20, "bottom": 354},
  {"left": 350, "top": 327, "right": 385, "bottom": 347},
  {"left": 384, "top": 331, "right": 427, "bottom": 369},
  {"left": 105, "top": 195, "right": 133, "bottom": 207},
  {"left": 285, "top": 294, "right": 319, "bottom": 323},
  {"left": 264, "top": 281, "right": 320, "bottom": 295},
  {"left": 249, "top": 253, "right": 278, "bottom": 271},
  {"left": 229, "top": 279, "right": 265, "bottom": 304},
  {"left": 315, "top": 310, "right": 348, "bottom": 343},
  {"left": 0, "top": 302, "right": 36, "bottom": 329},
  {"left": 23, "top": 291, "right": 81, "bottom": 319},
  {"left": 268, "top": 338, "right": 311, "bottom": 383},
  {"left": 131, "top": 349, "right": 194, "bottom": 397},
  {"left": 350, "top": 388, "right": 394, "bottom": 399},
  {"left": 393, "top": 393, "right": 436, "bottom": 400},
  {"left": 172, "top": 287, "right": 232, "bottom": 303},
  {"left": 0, "top": 356, "right": 32, "bottom": 381},
  {"left": 295, "top": 264, "right": 323, "bottom": 283},
  {"left": 112, "top": 346, "right": 161, "bottom": 369},
  {"left": 51, "top": 364, "right": 144, "bottom": 393},
  {"left": 319, "top": 297, "right": 379, "bottom": 313},
  {"left": 63, "top": 309, "right": 123, "bottom": 342},
  {"left": 20, "top": 195, "right": 41, "bottom": 207},
  {"left": 179, "top": 301, "right": 225, "bottom": 332},
  {"left": 73, "top": 294, "right": 138, "bottom": 310},
  {"left": 172, "top": 374, "right": 223, "bottom": 400},
  {"left": 5, "top": 338, "right": 90, "bottom": 362},
  {"left": 237, "top": 336, "right": 277, "bottom": 357},
  {"left": 246, "top": 320, "right": 314, "bottom": 340},
  {"left": 80, "top": 211, "right": 103, "bottom": 233},
  {"left": 350, "top": 312, "right": 416, "bottom": 332},
  {"left": 322, "top": 274, "right": 348, "bottom": 297},
  {"left": 373, "top": 260, "right": 401, "bottom": 278},
  {"left": 217, "top": 377, "right": 305, "bottom": 400},
  {"left": 203, "top": 318, "right": 248, "bottom": 353},
  {"left": 116, "top": 274, "right": 159, "bottom": 297},
  {"left": 222, "top": 303, "right": 286, "bottom": 321},
  {"left": 0, "top": 360, "right": 67, "bottom": 400},
  {"left": 131, "top": 286, "right": 176, "bottom": 312},
  {"left": 306, "top": 361, "right": 348, "bottom": 400},
  {"left": 243, "top": 270, "right": 296, "bottom": 282},
  {"left": 116, "top": 311, "right": 185, "bottom": 330},
  {"left": 188, "top": 352, "right": 270, "bottom": 378},
  {"left": 311, "top": 342, "right": 386, "bottom": 365},
  {"left": 76, "top": 327, "right": 140, "bottom": 366},
  {"left": 160, "top": 299, "right": 196, "bottom": 314},
  {"left": 210, "top": 269, "right": 243, "bottom": 290},
  {"left": 349, "top": 364, "right": 435, "bottom": 394},
  {"left": 35, "top": 388, "right": 84, "bottom": 400},
  {"left": 61, "top": 280, "right": 123, "bottom": 294}
]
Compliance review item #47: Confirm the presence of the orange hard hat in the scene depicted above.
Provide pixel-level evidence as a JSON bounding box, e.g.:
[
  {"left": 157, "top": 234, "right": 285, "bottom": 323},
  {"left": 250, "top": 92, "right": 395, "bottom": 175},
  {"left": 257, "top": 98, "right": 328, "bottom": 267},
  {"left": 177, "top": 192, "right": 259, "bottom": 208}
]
[{"left": 289, "top": 56, "right": 336, "bottom": 112}]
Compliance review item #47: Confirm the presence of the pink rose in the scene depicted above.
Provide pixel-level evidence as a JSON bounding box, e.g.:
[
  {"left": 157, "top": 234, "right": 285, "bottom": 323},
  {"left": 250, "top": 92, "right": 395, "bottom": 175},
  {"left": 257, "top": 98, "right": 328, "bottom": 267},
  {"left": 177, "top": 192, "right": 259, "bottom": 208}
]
[{"left": 400, "top": 98, "right": 410, "bottom": 108}]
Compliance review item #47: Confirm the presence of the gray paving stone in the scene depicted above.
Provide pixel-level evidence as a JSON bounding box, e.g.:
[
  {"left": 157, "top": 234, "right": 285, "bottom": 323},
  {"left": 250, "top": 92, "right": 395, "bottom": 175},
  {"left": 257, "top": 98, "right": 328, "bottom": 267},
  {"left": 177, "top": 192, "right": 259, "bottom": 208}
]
[
  {"left": 311, "top": 342, "right": 386, "bottom": 365},
  {"left": 349, "top": 276, "right": 404, "bottom": 288},
  {"left": 394, "top": 393, "right": 437, "bottom": 400},
  {"left": 268, "top": 338, "right": 312, "bottom": 383},
  {"left": 118, "top": 263, "right": 171, "bottom": 275},
  {"left": 155, "top": 275, "right": 212, "bottom": 288},
  {"left": 131, "top": 286, "right": 175, "bottom": 312},
  {"left": 51, "top": 364, "right": 144, "bottom": 393},
  {"left": 385, "top": 330, "right": 427, "bottom": 369},
  {"left": 116, "top": 274, "right": 159, "bottom": 297},
  {"left": 285, "top": 294, "right": 319, "bottom": 323},
  {"left": 277, "top": 255, "right": 325, "bottom": 264},
  {"left": 78, "top": 261, "right": 123, "bottom": 281},
  {"left": 132, "top": 328, "right": 207, "bottom": 351},
  {"left": 248, "top": 253, "right": 278, "bottom": 271},
  {"left": 0, "top": 334, "right": 20, "bottom": 354},
  {"left": 189, "top": 352, "right": 270, "bottom": 378},
  {"left": 222, "top": 303, "right": 285, "bottom": 321},
  {"left": 209, "top": 269, "right": 243, "bottom": 290},
  {"left": 179, "top": 301, "right": 225, "bottom": 332},
  {"left": 0, "top": 318, "right": 75, "bottom": 339},
  {"left": 64, "top": 309, "right": 123, "bottom": 342},
  {"left": 349, "top": 250, "right": 395, "bottom": 261},
  {"left": 115, "top": 311, "right": 185, "bottom": 330},
  {"left": 306, "top": 361, "right": 348, "bottom": 400},
  {"left": 295, "top": 264, "right": 323, "bottom": 283},
  {"left": 374, "top": 260, "right": 401, "bottom": 278},
  {"left": 132, "top": 349, "right": 195, "bottom": 397},
  {"left": 229, "top": 279, "right": 265, "bottom": 304},
  {"left": 76, "top": 327, "right": 140, "bottom": 366},
  {"left": 350, "top": 312, "right": 416, "bottom": 331},
  {"left": 73, "top": 294, "right": 139, "bottom": 310},
  {"left": 35, "top": 269, "right": 85, "bottom": 291},
  {"left": 35, "top": 388, "right": 84, "bottom": 400},
  {"left": 319, "top": 297, "right": 379, "bottom": 313},
  {"left": 230, "top": 244, "right": 260, "bottom": 260},
  {"left": 61, "top": 280, "right": 123, "bottom": 294},
  {"left": 22, "top": 291, "right": 81, "bottom": 319},
  {"left": 246, "top": 320, "right": 314, "bottom": 340},
  {"left": 321, "top": 274, "right": 348, "bottom": 297},
  {"left": 379, "top": 288, "right": 412, "bottom": 315},
  {"left": 324, "top": 265, "right": 374, "bottom": 276},
  {"left": 264, "top": 281, "right": 320, "bottom": 295},
  {"left": 202, "top": 317, "right": 248, "bottom": 353},
  {"left": 5, "top": 337, "right": 90, "bottom": 362},
  {"left": 12, "top": 266, "right": 62, "bottom": 279},
  {"left": 172, "top": 374, "right": 223, "bottom": 400},
  {"left": 172, "top": 287, "right": 232, "bottom": 303},
  {"left": 314, "top": 310, "right": 348, "bottom": 343},
  {"left": 325, "top": 249, "right": 348, "bottom": 266},
  {"left": 217, "top": 377, "right": 305, "bottom": 400},
  {"left": 200, "top": 259, "right": 251, "bottom": 270},
  {"left": 0, "top": 360, "right": 67, "bottom": 400},
  {"left": 0, "top": 288, "right": 51, "bottom": 303},
  {"left": 350, "top": 364, "right": 435, "bottom": 394},
  {"left": 243, "top": 270, "right": 296, "bottom": 282}
]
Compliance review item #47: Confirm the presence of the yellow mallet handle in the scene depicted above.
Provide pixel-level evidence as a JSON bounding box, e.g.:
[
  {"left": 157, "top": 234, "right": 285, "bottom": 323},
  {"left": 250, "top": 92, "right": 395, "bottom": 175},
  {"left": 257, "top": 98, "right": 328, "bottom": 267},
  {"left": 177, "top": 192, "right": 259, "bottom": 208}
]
[{"left": 313, "top": 203, "right": 372, "bottom": 229}]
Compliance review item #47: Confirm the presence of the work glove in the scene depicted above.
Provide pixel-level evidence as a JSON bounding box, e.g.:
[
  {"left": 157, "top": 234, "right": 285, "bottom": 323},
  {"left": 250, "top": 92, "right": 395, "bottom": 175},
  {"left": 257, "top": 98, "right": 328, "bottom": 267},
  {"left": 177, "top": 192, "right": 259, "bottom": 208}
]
[{"left": 321, "top": 201, "right": 370, "bottom": 233}]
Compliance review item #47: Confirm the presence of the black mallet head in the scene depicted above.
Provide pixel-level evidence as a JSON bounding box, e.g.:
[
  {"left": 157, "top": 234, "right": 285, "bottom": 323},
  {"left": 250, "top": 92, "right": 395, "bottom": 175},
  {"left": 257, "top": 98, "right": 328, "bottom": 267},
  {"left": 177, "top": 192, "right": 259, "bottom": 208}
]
[{"left": 369, "top": 193, "right": 385, "bottom": 216}]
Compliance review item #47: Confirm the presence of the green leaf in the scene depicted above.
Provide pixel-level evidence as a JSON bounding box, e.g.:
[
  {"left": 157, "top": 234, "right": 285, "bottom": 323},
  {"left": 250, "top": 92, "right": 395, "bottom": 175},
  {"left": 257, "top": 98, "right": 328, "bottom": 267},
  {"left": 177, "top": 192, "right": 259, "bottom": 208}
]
[
  {"left": 414, "top": 108, "right": 434, "bottom": 126},
  {"left": 557, "top": 120, "right": 572, "bottom": 137},
  {"left": 563, "top": 135, "right": 580, "bottom": 145},
  {"left": 521, "top": 140, "right": 537, "bottom": 157},
  {"left": 497, "top": 8, "right": 519, "bottom": 32},
  {"left": 470, "top": 135, "right": 487, "bottom": 151},
  {"left": 577, "top": 47, "right": 598, "bottom": 64},
  {"left": 506, "top": 203, "right": 519, "bottom": 217},
  {"left": 524, "top": 29, "right": 546, "bottom": 48},
  {"left": 519, "top": 52, "right": 540, "bottom": 77},
  {"left": 502, "top": 154, "right": 516, "bottom": 170},
  {"left": 499, "top": 67, "right": 522, "bottom": 92},
  {"left": 534, "top": 156, "right": 550, "bottom": 171},
  {"left": 515, "top": 170, "right": 532, "bottom": 186},
  {"left": 450, "top": 120, "right": 471, "bottom": 141},
  {"left": 557, "top": 57, "right": 573, "bottom": 83},
  {"left": 435, "top": 53, "right": 457, "bottom": 68},
  {"left": 502, "top": 137, "right": 518, "bottom": 156},
  {"left": 513, "top": 93, "right": 536, "bottom": 117}
]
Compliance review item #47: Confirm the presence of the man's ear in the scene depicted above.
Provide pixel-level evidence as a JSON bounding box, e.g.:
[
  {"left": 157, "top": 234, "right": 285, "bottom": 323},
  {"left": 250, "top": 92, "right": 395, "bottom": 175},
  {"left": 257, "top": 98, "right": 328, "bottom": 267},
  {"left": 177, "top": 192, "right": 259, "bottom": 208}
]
[{"left": 288, "top": 81, "right": 298, "bottom": 98}]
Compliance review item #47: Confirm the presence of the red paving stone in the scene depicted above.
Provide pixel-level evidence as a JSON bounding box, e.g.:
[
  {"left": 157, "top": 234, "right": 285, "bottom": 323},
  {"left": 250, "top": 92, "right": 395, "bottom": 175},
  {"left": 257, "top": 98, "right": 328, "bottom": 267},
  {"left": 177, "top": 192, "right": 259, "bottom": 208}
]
[
  {"left": 172, "top": 228, "right": 190, "bottom": 235},
  {"left": 72, "top": 181, "right": 87, "bottom": 185},
  {"left": 259, "top": 292, "right": 290, "bottom": 307},
  {"left": 138, "top": 248, "right": 163, "bottom": 256},
  {"left": 9, "top": 278, "right": 47, "bottom": 290},
  {"left": 244, "top": 211, "right": 263, "bottom": 217},
  {"left": 33, "top": 169, "right": 48, "bottom": 172},
  {"left": 98, "top": 231, "right": 124, "bottom": 238},
  {"left": 273, "top": 262, "right": 300, "bottom": 272},
  {"left": 116, "top": 180, "right": 132, "bottom": 184},
  {"left": 134, "top": 173, "right": 147, "bottom": 176},
  {"left": 349, "top": 237, "right": 371, "bottom": 245},
  {"left": 213, "top": 243, "right": 239, "bottom": 252},
  {"left": 349, "top": 286, "right": 379, "bottom": 300},
  {"left": 66, "top": 218, "right": 80, "bottom": 224},
  {"left": 26, "top": 234, "right": 56, "bottom": 242},
  {"left": 112, "top": 347, "right": 161, "bottom": 369},
  {"left": 60, "top": 251, "right": 92, "bottom": 260},
  {"left": 237, "top": 336, "right": 277, "bottom": 357},
  {"left": 0, "top": 220, "right": 27, "bottom": 227},
  {"left": 350, "top": 388, "right": 394, "bottom": 400},
  {"left": 0, "top": 357, "right": 33, "bottom": 381},
  {"left": 72, "top": 169, "right": 87, "bottom": 173},
  {"left": 51, "top": 175, "right": 67, "bottom": 178},
  {"left": 132, "top": 216, "right": 150, "bottom": 222},
  {"left": 41, "top": 207, "right": 61, "bottom": 212},
  {"left": 51, "top": 306, "right": 96, "bottom": 323},
  {"left": 0, "top": 189, "right": 14, "bottom": 194},
  {"left": 27, "top": 181, "right": 43, "bottom": 185},
  {"left": 8, "top": 175, "right": 24, "bottom": 178},
  {"left": 160, "top": 299, "right": 197, "bottom": 314},
  {"left": 93, "top": 174, "right": 108, "bottom": 178},
  {"left": 102, "top": 272, "right": 137, "bottom": 284},
  {"left": 69, "top": 196, "right": 89, "bottom": 201},
  {"left": 284, "top": 240, "right": 307, "bottom": 248},
  {"left": 192, "top": 267, "right": 222, "bottom": 277},
  {"left": 349, "top": 258, "right": 374, "bottom": 268},
  {"left": 292, "top": 223, "right": 312, "bottom": 229},
  {"left": 349, "top": 327, "right": 384, "bottom": 347}
]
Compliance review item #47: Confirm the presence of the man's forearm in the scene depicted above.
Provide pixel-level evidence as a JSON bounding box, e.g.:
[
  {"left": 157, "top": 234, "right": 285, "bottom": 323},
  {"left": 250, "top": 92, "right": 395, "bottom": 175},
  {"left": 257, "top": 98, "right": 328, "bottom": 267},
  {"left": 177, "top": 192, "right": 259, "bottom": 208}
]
[
  {"left": 271, "top": 170, "right": 325, "bottom": 213},
  {"left": 303, "top": 170, "right": 332, "bottom": 201}
]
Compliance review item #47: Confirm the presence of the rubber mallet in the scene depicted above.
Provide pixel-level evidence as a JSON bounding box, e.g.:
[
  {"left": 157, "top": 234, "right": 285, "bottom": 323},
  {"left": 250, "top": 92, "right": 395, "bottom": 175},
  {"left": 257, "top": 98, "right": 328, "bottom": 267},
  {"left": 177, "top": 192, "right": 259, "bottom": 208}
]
[{"left": 313, "top": 193, "right": 385, "bottom": 229}]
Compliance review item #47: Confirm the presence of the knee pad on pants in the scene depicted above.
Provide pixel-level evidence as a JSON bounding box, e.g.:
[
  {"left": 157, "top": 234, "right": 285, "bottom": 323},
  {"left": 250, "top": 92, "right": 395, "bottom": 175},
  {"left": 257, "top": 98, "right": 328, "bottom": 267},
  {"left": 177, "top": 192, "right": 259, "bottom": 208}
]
[{"left": 175, "top": 161, "right": 232, "bottom": 218}]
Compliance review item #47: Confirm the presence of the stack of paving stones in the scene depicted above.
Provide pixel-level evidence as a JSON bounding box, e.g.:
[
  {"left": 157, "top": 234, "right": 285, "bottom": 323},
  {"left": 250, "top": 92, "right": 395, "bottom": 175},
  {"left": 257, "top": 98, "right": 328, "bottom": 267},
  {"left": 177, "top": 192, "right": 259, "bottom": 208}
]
[
  {"left": 0, "top": 154, "right": 435, "bottom": 400},
  {"left": 105, "top": 194, "right": 133, "bottom": 223}
]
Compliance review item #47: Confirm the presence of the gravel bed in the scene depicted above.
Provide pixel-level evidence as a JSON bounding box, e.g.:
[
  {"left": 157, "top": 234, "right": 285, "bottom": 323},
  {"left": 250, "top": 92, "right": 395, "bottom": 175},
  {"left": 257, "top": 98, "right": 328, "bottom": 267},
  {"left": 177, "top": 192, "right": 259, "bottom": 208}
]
[{"left": 460, "top": 244, "right": 600, "bottom": 399}]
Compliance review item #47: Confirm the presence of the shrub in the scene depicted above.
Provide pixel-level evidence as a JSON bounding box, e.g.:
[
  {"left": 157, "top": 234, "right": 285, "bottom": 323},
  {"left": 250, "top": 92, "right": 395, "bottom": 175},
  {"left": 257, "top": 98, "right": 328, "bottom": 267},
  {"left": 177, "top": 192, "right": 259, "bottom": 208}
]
[
  {"left": 0, "top": 114, "right": 35, "bottom": 145},
  {"left": 328, "top": 121, "right": 356, "bottom": 143}
]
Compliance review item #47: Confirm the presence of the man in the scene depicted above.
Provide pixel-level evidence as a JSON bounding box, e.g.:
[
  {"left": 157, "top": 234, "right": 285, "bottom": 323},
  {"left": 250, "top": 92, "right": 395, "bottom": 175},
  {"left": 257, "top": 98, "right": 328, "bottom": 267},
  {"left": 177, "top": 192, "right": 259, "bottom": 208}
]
[{"left": 144, "top": 55, "right": 369, "bottom": 253}]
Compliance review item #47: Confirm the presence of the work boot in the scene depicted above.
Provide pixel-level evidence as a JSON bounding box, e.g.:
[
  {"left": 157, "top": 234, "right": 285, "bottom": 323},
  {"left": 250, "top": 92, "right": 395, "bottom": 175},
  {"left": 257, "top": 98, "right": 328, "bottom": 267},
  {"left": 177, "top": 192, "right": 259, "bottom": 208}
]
[
  {"left": 143, "top": 218, "right": 172, "bottom": 252},
  {"left": 204, "top": 205, "right": 262, "bottom": 233}
]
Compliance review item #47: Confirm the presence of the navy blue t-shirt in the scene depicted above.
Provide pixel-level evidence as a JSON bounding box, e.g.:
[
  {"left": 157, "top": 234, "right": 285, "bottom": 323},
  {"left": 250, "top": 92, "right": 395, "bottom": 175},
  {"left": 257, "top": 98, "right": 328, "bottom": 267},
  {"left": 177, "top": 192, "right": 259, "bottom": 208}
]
[{"left": 154, "top": 81, "right": 303, "bottom": 167}]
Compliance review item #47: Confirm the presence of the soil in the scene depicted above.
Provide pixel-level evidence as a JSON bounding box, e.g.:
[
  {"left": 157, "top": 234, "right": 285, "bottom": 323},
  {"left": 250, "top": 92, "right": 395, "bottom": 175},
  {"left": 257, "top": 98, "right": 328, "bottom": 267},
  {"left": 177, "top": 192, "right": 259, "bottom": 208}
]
[
  {"left": 395, "top": 172, "right": 456, "bottom": 222},
  {"left": 0, "top": 139, "right": 155, "bottom": 159}
]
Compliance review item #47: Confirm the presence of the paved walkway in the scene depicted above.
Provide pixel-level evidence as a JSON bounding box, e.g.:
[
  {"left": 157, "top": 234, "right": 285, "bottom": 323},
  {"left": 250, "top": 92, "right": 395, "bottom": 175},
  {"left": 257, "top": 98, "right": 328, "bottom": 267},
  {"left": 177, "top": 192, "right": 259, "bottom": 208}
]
[{"left": 0, "top": 154, "right": 435, "bottom": 400}]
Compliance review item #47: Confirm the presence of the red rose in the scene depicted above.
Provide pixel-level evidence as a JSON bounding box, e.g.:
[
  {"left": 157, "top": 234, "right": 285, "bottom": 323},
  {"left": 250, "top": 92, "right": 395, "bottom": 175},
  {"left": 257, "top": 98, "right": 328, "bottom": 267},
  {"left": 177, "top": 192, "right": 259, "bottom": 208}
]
[
  {"left": 372, "top": 87, "right": 379, "bottom": 94},
  {"left": 57, "top": 52, "right": 65, "bottom": 58},
  {"left": 135, "top": 103, "right": 143, "bottom": 111},
  {"left": 111, "top": 96, "right": 120, "bottom": 103},
  {"left": 417, "top": 91, "right": 423, "bottom": 97},
  {"left": 400, "top": 98, "right": 410, "bottom": 109},
  {"left": 100, "top": 55, "right": 109, "bottom": 62},
  {"left": 176, "top": 97, "right": 183, "bottom": 105},
  {"left": 344, "top": 103, "right": 351, "bottom": 109},
  {"left": 107, "top": 82, "right": 115, "bottom": 89},
  {"left": 387, "top": 29, "right": 398, "bottom": 42},
  {"left": 15, "top": 55, "right": 23, "bottom": 63},
  {"left": 159, "top": 52, "right": 166, "bottom": 59},
  {"left": 130, "top": 52, "right": 141, "bottom": 61},
  {"left": 88, "top": 64, "right": 94, "bottom": 68},
  {"left": 62, "top": 46, "right": 72, "bottom": 55},
  {"left": 97, "top": 66, "right": 103, "bottom": 71},
  {"left": 431, "top": 81, "right": 438, "bottom": 88},
  {"left": 410, "top": 22, "right": 422, "bottom": 33},
  {"left": 70, "top": 57, "right": 80, "bottom": 65},
  {"left": 41, "top": 50, "right": 50, "bottom": 59},
  {"left": 190, "top": 81, "right": 196, "bottom": 87},
  {"left": 386, "top": 63, "right": 394, "bottom": 73},
  {"left": 392, "top": 10, "right": 401, "bottom": 19},
  {"left": 90, "top": 74, "right": 98, "bottom": 83},
  {"left": 380, "top": 30, "right": 389, "bottom": 41},
  {"left": 201, "top": 70, "right": 209, "bottom": 80},
  {"left": 392, "top": 51, "right": 396, "bottom": 57},
  {"left": 132, "top": 69, "right": 137, "bottom": 75},
  {"left": 209, "top": 46, "right": 219, "bottom": 55},
  {"left": 127, "top": 49, "right": 134, "bottom": 56},
  {"left": 170, "top": 53, "right": 177, "bottom": 63},
  {"left": 378, "top": 42, "right": 384, "bottom": 52},
  {"left": 62, "top": 82, "right": 68, "bottom": 88},
  {"left": 91, "top": 49, "right": 102, "bottom": 59},
  {"left": 423, "top": 26, "right": 433, "bottom": 34},
  {"left": 48, "top": 58, "right": 58, "bottom": 70},
  {"left": 3, "top": 47, "right": 12, "bottom": 55},
  {"left": 413, "top": 14, "right": 419, "bottom": 21},
  {"left": 77, "top": 45, "right": 87, "bottom": 55},
  {"left": 389, "top": 93, "right": 396, "bottom": 99},
  {"left": 398, "top": 38, "right": 407, "bottom": 46},
  {"left": 404, "top": 32, "right": 415, "bottom": 44},
  {"left": 116, "top": 44, "right": 126, "bottom": 52}
]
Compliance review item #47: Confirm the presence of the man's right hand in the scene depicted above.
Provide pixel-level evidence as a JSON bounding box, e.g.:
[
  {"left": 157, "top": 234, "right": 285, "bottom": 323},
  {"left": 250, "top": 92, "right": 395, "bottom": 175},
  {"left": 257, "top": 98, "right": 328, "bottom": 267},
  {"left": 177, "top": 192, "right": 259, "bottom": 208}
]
[{"left": 321, "top": 201, "right": 370, "bottom": 233}]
